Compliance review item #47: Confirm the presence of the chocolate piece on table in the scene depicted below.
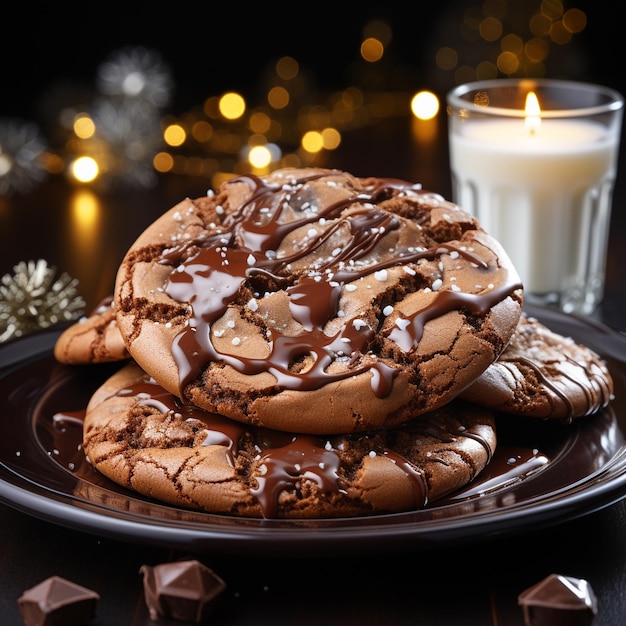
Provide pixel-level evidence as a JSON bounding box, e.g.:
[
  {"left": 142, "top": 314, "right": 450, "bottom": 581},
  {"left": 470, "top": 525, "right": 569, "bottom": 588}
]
[
  {"left": 140, "top": 559, "right": 226, "bottom": 623},
  {"left": 518, "top": 573, "right": 598, "bottom": 626},
  {"left": 17, "top": 575, "right": 99, "bottom": 626}
]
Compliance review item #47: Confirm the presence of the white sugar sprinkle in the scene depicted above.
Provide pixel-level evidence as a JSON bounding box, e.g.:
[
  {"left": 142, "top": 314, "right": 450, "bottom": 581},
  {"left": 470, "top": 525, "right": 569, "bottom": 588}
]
[
  {"left": 395, "top": 318, "right": 411, "bottom": 331},
  {"left": 374, "top": 269, "right": 388, "bottom": 281},
  {"left": 383, "top": 305, "right": 394, "bottom": 316}
]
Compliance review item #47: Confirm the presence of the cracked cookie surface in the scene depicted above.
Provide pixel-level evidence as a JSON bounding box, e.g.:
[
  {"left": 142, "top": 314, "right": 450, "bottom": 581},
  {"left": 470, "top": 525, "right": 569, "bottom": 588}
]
[
  {"left": 54, "top": 297, "right": 130, "bottom": 364},
  {"left": 83, "top": 361, "right": 497, "bottom": 519},
  {"left": 460, "top": 313, "right": 614, "bottom": 421},
  {"left": 114, "top": 167, "right": 523, "bottom": 434}
]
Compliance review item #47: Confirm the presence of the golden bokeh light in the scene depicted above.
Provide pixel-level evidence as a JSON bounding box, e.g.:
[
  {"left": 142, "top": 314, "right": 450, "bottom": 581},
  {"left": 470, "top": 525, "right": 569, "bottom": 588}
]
[
  {"left": 436, "top": 46, "right": 458, "bottom": 71},
  {"left": 164, "top": 124, "right": 186, "bottom": 147},
  {"left": 301, "top": 130, "right": 324, "bottom": 153},
  {"left": 410, "top": 91, "right": 440, "bottom": 120},
  {"left": 525, "top": 37, "right": 549, "bottom": 63},
  {"left": 73, "top": 115, "right": 95, "bottom": 139},
  {"left": 562, "top": 8, "right": 586, "bottom": 33},
  {"left": 497, "top": 50, "right": 520, "bottom": 74},
  {"left": 71, "top": 156, "right": 99, "bottom": 183},
  {"left": 480, "top": 17, "right": 503, "bottom": 42},
  {"left": 360, "top": 38, "right": 384, "bottom": 63},
  {"left": 321, "top": 128, "right": 341, "bottom": 150},
  {"left": 268, "top": 86, "right": 290, "bottom": 110},
  {"left": 276, "top": 56, "right": 299, "bottom": 80},
  {"left": 219, "top": 92, "right": 246, "bottom": 120},
  {"left": 446, "top": 1, "right": 587, "bottom": 82},
  {"left": 248, "top": 145, "right": 273, "bottom": 169},
  {"left": 249, "top": 112, "right": 272, "bottom": 134},
  {"left": 13, "top": 3, "right": 591, "bottom": 197},
  {"left": 191, "top": 120, "right": 213, "bottom": 143},
  {"left": 153, "top": 151, "right": 174, "bottom": 173}
]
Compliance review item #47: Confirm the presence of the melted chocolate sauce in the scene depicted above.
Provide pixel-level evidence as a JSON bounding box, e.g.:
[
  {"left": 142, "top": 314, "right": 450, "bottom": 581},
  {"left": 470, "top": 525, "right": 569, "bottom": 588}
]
[
  {"left": 159, "top": 172, "right": 521, "bottom": 399},
  {"left": 49, "top": 376, "right": 547, "bottom": 518},
  {"left": 500, "top": 353, "right": 613, "bottom": 423}
]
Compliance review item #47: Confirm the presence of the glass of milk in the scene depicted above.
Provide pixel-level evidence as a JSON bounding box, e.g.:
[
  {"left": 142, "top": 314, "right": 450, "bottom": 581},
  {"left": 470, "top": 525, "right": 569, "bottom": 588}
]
[{"left": 447, "top": 79, "right": 623, "bottom": 315}]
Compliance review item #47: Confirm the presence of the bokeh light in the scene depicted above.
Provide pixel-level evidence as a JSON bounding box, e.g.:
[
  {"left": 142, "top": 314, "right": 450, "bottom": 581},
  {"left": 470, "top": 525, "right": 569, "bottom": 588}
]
[
  {"left": 71, "top": 156, "right": 99, "bottom": 183},
  {"left": 411, "top": 91, "right": 440, "bottom": 120},
  {"left": 219, "top": 92, "right": 246, "bottom": 120}
]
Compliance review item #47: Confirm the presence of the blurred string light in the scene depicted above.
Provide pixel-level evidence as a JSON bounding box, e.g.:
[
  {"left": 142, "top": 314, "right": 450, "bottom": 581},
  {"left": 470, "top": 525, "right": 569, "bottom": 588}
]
[{"left": 0, "top": 1, "right": 589, "bottom": 197}]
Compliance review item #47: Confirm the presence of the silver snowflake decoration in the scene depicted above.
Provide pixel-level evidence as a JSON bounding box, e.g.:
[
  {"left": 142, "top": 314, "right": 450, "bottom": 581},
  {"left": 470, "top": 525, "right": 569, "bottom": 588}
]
[
  {"left": 96, "top": 46, "right": 174, "bottom": 108},
  {"left": 88, "top": 97, "right": 163, "bottom": 189},
  {"left": 0, "top": 119, "right": 48, "bottom": 196},
  {"left": 0, "top": 260, "right": 86, "bottom": 343}
]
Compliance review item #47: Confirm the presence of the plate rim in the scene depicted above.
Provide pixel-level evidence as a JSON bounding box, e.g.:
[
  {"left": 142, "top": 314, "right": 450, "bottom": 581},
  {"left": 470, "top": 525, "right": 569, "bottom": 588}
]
[{"left": 1, "top": 305, "right": 626, "bottom": 554}]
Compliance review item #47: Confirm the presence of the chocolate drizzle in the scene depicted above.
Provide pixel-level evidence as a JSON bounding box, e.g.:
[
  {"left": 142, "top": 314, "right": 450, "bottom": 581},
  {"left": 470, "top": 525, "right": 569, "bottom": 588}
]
[
  {"left": 157, "top": 171, "right": 522, "bottom": 400},
  {"left": 500, "top": 352, "right": 614, "bottom": 423},
  {"left": 95, "top": 376, "right": 502, "bottom": 518},
  {"left": 386, "top": 283, "right": 521, "bottom": 352}
]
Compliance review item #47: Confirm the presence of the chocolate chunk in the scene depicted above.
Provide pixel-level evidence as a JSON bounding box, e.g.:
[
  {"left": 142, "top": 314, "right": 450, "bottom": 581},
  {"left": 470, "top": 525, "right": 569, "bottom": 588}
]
[
  {"left": 518, "top": 573, "right": 597, "bottom": 626},
  {"left": 17, "top": 576, "right": 99, "bottom": 626},
  {"left": 140, "top": 559, "right": 226, "bottom": 623}
]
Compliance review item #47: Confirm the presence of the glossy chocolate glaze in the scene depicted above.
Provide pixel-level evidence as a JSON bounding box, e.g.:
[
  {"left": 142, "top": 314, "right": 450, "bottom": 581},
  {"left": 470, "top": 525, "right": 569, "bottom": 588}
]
[
  {"left": 1, "top": 309, "right": 623, "bottom": 549},
  {"left": 511, "top": 353, "right": 613, "bottom": 422},
  {"left": 159, "top": 172, "right": 522, "bottom": 398},
  {"left": 51, "top": 373, "right": 543, "bottom": 518}
]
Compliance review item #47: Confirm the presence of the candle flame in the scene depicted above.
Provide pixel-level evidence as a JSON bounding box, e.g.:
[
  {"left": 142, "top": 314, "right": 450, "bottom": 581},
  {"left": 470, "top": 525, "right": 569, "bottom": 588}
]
[{"left": 525, "top": 92, "right": 541, "bottom": 136}]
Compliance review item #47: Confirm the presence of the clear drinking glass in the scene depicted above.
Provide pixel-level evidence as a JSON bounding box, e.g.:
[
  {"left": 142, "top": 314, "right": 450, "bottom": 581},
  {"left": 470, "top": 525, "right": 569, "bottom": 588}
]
[{"left": 447, "top": 78, "right": 623, "bottom": 315}]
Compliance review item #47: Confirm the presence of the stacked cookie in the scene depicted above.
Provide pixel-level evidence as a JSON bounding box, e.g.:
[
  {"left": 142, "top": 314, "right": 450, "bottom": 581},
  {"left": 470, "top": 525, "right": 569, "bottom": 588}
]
[{"left": 54, "top": 167, "right": 613, "bottom": 518}]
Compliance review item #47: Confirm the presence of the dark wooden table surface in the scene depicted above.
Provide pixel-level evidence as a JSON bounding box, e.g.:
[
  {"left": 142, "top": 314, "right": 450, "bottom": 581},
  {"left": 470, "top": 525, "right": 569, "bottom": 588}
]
[{"left": 1, "top": 113, "right": 626, "bottom": 625}]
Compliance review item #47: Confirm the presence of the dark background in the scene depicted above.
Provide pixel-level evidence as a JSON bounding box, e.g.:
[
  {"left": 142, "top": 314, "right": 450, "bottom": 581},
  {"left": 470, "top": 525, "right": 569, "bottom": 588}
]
[
  {"left": 2, "top": 0, "right": 625, "bottom": 326},
  {"left": 1, "top": 1, "right": 623, "bottom": 119}
]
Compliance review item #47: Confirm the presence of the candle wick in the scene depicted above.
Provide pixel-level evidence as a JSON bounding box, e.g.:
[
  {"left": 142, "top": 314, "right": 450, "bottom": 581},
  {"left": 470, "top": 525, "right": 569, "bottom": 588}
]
[{"left": 525, "top": 115, "right": 541, "bottom": 137}]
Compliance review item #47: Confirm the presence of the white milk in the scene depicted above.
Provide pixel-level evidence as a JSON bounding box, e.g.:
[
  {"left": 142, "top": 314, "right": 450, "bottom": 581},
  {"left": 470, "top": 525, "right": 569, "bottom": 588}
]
[{"left": 449, "top": 117, "right": 619, "bottom": 307}]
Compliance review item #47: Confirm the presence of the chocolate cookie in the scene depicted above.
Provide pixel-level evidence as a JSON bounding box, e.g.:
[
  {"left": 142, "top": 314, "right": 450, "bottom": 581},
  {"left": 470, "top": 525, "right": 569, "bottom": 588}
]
[
  {"left": 460, "top": 313, "right": 614, "bottom": 422},
  {"left": 114, "top": 167, "right": 523, "bottom": 434},
  {"left": 54, "top": 296, "right": 130, "bottom": 364},
  {"left": 83, "top": 362, "right": 497, "bottom": 519}
]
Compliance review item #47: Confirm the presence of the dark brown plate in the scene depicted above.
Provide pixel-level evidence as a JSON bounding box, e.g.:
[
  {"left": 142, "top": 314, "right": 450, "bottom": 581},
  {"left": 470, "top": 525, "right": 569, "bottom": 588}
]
[{"left": 1, "top": 304, "right": 625, "bottom": 555}]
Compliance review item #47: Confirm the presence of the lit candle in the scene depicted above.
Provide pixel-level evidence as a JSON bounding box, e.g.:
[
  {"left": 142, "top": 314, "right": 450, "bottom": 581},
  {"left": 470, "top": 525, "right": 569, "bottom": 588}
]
[{"left": 447, "top": 79, "right": 623, "bottom": 314}]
